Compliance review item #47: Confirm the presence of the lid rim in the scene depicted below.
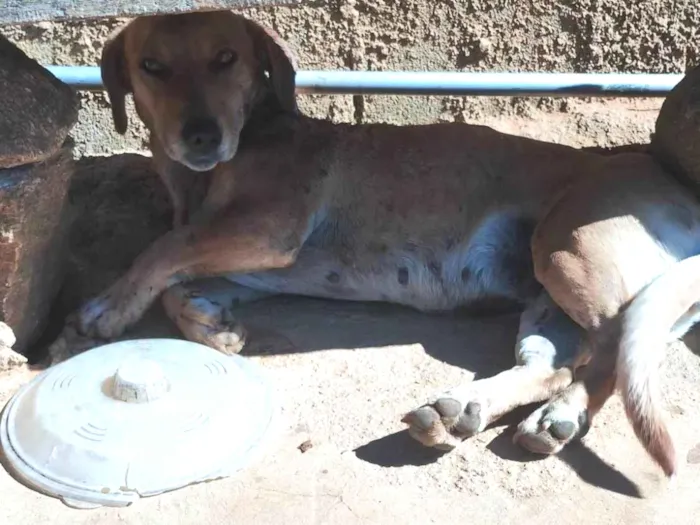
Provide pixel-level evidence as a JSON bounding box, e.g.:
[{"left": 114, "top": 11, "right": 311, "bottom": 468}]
[{"left": 1, "top": 401, "right": 140, "bottom": 508}]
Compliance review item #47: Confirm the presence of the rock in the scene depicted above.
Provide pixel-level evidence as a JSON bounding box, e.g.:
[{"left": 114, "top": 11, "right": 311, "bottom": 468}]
[
  {"left": 0, "top": 33, "right": 78, "bottom": 169},
  {"left": 0, "top": 321, "right": 25, "bottom": 372},
  {"left": 0, "top": 346, "right": 27, "bottom": 372},
  {"left": 0, "top": 320, "right": 16, "bottom": 348},
  {"left": 651, "top": 63, "right": 700, "bottom": 185},
  {"left": 0, "top": 144, "right": 75, "bottom": 355}
]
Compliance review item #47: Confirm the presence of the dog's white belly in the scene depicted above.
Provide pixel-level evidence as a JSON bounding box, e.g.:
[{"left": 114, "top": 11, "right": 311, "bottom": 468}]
[
  {"left": 227, "top": 211, "right": 539, "bottom": 311},
  {"left": 229, "top": 250, "right": 462, "bottom": 310}
]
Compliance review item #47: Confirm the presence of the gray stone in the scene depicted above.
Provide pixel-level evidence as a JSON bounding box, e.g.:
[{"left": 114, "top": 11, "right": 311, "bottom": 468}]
[
  {"left": 0, "top": 143, "right": 74, "bottom": 354},
  {"left": 0, "top": 33, "right": 78, "bottom": 168},
  {"left": 0, "top": 1, "right": 302, "bottom": 26},
  {"left": 0, "top": 321, "right": 23, "bottom": 373},
  {"left": 0, "top": 346, "right": 27, "bottom": 372}
]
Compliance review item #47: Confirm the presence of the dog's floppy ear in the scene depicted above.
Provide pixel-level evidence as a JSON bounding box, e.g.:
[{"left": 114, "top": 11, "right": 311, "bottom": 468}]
[
  {"left": 101, "top": 28, "right": 131, "bottom": 134},
  {"left": 244, "top": 19, "right": 298, "bottom": 113}
]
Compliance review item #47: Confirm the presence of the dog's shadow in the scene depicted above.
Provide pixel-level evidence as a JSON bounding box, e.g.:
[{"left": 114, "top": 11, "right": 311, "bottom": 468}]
[
  {"left": 485, "top": 420, "right": 642, "bottom": 498},
  {"left": 234, "top": 295, "right": 522, "bottom": 377},
  {"left": 353, "top": 429, "right": 448, "bottom": 467},
  {"left": 227, "top": 295, "right": 644, "bottom": 497}
]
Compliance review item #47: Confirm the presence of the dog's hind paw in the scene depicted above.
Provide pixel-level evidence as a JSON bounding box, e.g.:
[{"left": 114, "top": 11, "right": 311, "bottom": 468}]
[{"left": 513, "top": 394, "right": 590, "bottom": 455}]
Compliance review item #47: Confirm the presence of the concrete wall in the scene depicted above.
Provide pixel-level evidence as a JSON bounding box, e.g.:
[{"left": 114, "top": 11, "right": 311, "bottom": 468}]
[{"left": 3, "top": 0, "right": 699, "bottom": 157}]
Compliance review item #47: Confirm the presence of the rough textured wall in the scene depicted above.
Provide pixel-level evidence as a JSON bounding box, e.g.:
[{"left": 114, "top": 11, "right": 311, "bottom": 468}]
[{"left": 2, "top": 0, "right": 699, "bottom": 157}]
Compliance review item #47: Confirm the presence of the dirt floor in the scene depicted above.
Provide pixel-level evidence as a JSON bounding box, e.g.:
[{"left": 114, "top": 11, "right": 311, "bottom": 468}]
[{"left": 2, "top": 293, "right": 700, "bottom": 524}]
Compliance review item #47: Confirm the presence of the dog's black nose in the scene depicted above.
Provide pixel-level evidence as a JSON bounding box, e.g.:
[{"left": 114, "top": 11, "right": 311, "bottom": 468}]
[{"left": 181, "top": 118, "right": 222, "bottom": 155}]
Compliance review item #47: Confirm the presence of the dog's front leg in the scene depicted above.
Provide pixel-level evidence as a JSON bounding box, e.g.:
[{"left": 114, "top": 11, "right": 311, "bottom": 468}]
[{"left": 48, "top": 202, "right": 305, "bottom": 361}]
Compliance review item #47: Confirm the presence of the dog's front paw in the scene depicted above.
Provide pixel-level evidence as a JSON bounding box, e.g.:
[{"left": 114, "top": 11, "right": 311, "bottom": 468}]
[
  {"left": 46, "top": 324, "right": 107, "bottom": 366},
  {"left": 162, "top": 284, "right": 247, "bottom": 355},
  {"left": 44, "top": 294, "right": 127, "bottom": 366},
  {"left": 75, "top": 293, "right": 134, "bottom": 340}
]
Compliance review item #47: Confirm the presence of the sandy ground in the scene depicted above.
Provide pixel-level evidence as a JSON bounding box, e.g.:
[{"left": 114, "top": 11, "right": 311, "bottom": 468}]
[{"left": 2, "top": 295, "right": 700, "bottom": 525}]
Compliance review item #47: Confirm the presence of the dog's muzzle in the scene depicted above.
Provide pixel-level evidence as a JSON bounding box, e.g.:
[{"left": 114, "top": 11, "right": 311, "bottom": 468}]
[{"left": 180, "top": 117, "right": 223, "bottom": 171}]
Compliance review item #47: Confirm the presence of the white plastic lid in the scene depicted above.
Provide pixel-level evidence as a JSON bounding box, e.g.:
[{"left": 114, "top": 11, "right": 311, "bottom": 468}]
[{"left": 0, "top": 339, "right": 276, "bottom": 509}]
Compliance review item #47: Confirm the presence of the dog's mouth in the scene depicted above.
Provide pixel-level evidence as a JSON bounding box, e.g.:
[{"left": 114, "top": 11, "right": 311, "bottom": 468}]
[
  {"left": 162, "top": 124, "right": 239, "bottom": 172},
  {"left": 181, "top": 151, "right": 222, "bottom": 172}
]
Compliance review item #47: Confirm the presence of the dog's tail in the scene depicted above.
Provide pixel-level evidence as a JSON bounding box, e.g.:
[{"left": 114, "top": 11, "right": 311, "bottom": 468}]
[{"left": 616, "top": 254, "right": 700, "bottom": 477}]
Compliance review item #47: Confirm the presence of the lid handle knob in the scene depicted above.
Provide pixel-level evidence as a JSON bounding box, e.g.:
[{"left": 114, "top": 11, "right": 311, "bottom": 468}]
[{"left": 111, "top": 359, "right": 169, "bottom": 403}]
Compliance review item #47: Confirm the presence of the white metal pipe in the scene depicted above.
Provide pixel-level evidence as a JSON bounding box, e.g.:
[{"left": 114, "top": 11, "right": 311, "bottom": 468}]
[{"left": 46, "top": 66, "right": 682, "bottom": 97}]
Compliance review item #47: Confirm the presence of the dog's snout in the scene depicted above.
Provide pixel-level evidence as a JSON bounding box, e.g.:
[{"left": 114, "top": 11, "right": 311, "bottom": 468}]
[{"left": 181, "top": 118, "right": 222, "bottom": 154}]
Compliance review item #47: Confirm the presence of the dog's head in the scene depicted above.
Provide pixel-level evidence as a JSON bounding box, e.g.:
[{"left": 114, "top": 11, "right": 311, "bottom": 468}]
[{"left": 101, "top": 11, "right": 297, "bottom": 171}]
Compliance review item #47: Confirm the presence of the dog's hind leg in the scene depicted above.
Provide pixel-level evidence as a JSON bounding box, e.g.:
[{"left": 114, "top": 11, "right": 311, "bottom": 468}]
[
  {"left": 162, "top": 277, "right": 275, "bottom": 354},
  {"left": 403, "top": 291, "right": 583, "bottom": 449},
  {"left": 511, "top": 168, "right": 700, "bottom": 472}
]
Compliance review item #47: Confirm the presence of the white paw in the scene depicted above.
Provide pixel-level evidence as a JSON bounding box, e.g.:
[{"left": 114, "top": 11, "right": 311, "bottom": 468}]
[
  {"left": 163, "top": 286, "right": 246, "bottom": 355},
  {"left": 513, "top": 396, "right": 589, "bottom": 455}
]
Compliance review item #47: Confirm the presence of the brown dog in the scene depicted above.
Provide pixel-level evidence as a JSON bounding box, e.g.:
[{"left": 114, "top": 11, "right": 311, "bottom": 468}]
[{"left": 47, "top": 10, "right": 700, "bottom": 479}]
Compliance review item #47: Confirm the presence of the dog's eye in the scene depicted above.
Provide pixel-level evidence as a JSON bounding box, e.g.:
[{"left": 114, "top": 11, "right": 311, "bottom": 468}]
[
  {"left": 211, "top": 49, "right": 238, "bottom": 72},
  {"left": 141, "top": 58, "right": 169, "bottom": 77}
]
